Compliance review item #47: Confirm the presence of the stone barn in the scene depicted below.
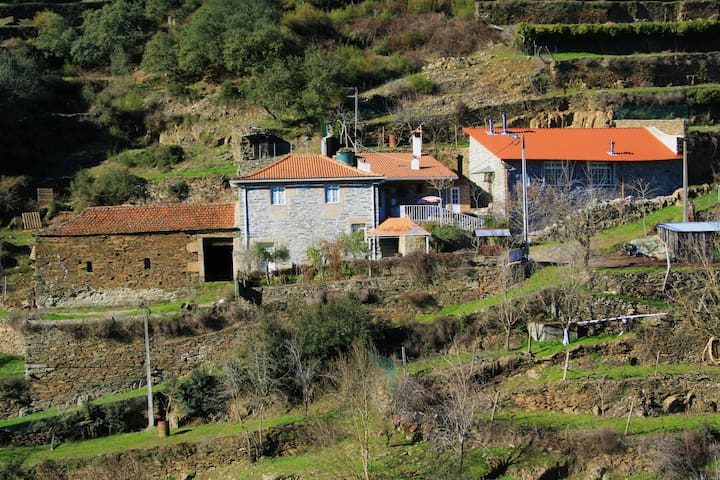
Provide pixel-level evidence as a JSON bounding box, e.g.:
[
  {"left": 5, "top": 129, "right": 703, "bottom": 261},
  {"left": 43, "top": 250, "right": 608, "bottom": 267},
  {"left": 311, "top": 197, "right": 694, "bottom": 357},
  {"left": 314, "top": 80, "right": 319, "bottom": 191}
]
[{"left": 34, "top": 203, "right": 238, "bottom": 306}]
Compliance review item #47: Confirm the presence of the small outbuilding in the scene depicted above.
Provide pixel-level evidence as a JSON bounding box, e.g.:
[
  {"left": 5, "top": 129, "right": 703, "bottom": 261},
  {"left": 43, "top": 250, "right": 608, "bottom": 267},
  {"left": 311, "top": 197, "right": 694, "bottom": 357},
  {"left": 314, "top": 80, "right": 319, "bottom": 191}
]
[
  {"left": 367, "top": 217, "right": 430, "bottom": 258},
  {"left": 656, "top": 221, "right": 720, "bottom": 263}
]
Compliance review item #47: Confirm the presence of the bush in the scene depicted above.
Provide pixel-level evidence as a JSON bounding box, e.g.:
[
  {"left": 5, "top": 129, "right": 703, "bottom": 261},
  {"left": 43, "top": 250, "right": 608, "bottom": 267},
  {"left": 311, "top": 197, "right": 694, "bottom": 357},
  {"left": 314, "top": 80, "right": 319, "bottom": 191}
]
[
  {"left": 427, "top": 223, "right": 468, "bottom": 252},
  {"left": 177, "top": 368, "right": 221, "bottom": 421},
  {"left": 167, "top": 179, "right": 189, "bottom": 201},
  {"left": 70, "top": 166, "right": 148, "bottom": 210},
  {"left": 295, "top": 295, "right": 371, "bottom": 359},
  {"left": 399, "top": 251, "right": 438, "bottom": 284}
]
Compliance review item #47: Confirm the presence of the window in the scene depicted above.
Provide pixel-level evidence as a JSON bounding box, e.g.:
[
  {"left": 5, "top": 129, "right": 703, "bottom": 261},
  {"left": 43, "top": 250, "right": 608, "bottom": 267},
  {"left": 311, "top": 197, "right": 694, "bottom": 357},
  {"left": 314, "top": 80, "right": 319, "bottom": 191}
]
[
  {"left": 450, "top": 187, "right": 460, "bottom": 205},
  {"left": 144, "top": 258, "right": 151, "bottom": 270},
  {"left": 85, "top": 261, "right": 93, "bottom": 273},
  {"left": 351, "top": 223, "right": 366, "bottom": 234},
  {"left": 589, "top": 162, "right": 613, "bottom": 186},
  {"left": 270, "top": 186, "right": 285, "bottom": 205},
  {"left": 325, "top": 185, "right": 340, "bottom": 204},
  {"left": 543, "top": 161, "right": 569, "bottom": 186}
]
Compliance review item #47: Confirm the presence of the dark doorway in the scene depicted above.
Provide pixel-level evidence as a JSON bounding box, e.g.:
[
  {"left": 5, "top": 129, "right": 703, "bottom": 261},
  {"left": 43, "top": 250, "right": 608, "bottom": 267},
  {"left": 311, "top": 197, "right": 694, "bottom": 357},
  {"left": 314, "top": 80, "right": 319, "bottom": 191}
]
[{"left": 203, "top": 238, "right": 233, "bottom": 282}]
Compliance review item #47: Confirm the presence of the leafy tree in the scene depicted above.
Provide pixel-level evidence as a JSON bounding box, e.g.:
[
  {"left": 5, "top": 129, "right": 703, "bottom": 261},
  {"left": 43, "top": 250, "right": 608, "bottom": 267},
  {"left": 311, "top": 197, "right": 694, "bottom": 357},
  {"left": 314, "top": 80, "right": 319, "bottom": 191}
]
[
  {"left": 0, "top": 47, "right": 43, "bottom": 106},
  {"left": 0, "top": 176, "right": 30, "bottom": 226},
  {"left": 250, "top": 242, "right": 290, "bottom": 284},
  {"left": 141, "top": 31, "right": 180, "bottom": 77},
  {"left": 223, "top": 22, "right": 291, "bottom": 76},
  {"left": 32, "top": 11, "right": 76, "bottom": 62},
  {"left": 71, "top": 0, "right": 153, "bottom": 68},
  {"left": 250, "top": 57, "right": 304, "bottom": 119},
  {"left": 70, "top": 167, "right": 148, "bottom": 210}
]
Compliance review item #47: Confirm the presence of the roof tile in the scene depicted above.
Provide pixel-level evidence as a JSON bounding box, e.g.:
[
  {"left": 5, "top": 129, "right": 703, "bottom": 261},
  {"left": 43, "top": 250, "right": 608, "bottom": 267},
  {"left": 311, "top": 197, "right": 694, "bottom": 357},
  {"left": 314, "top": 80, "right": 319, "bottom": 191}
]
[
  {"left": 357, "top": 152, "right": 457, "bottom": 179},
  {"left": 238, "top": 154, "right": 380, "bottom": 181},
  {"left": 41, "top": 203, "right": 236, "bottom": 236},
  {"left": 463, "top": 127, "right": 681, "bottom": 162}
]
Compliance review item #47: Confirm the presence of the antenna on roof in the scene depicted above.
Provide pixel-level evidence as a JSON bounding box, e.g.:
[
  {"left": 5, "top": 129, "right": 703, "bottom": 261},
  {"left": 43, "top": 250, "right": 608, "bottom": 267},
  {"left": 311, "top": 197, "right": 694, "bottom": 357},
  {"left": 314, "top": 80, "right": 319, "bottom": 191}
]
[{"left": 608, "top": 141, "right": 616, "bottom": 156}]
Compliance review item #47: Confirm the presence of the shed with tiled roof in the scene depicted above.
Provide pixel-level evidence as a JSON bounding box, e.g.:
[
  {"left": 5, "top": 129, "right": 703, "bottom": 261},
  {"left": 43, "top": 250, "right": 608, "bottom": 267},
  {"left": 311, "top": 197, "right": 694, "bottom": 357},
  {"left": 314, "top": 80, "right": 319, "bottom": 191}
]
[{"left": 34, "top": 203, "right": 240, "bottom": 306}]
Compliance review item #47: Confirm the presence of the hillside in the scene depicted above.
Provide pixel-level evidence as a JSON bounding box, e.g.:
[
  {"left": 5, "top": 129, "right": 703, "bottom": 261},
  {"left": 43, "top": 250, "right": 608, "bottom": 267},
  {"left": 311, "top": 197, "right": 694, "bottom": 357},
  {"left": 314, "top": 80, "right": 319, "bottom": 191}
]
[{"left": 3, "top": 0, "right": 720, "bottom": 477}]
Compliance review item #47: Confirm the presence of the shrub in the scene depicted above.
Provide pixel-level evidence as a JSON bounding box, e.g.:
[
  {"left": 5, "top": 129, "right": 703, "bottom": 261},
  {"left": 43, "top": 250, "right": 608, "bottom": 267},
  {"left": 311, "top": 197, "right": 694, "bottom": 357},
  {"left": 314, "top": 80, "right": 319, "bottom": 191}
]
[
  {"left": 406, "top": 73, "right": 434, "bottom": 95},
  {"left": 0, "top": 378, "right": 30, "bottom": 410},
  {"left": 401, "top": 291, "right": 436, "bottom": 308},
  {"left": 167, "top": 179, "right": 189, "bottom": 201},
  {"left": 70, "top": 166, "right": 148, "bottom": 210},
  {"left": 399, "top": 250, "right": 437, "bottom": 284},
  {"left": 427, "top": 223, "right": 468, "bottom": 253},
  {"left": 177, "top": 368, "right": 221, "bottom": 421},
  {"left": 295, "top": 295, "right": 371, "bottom": 359}
]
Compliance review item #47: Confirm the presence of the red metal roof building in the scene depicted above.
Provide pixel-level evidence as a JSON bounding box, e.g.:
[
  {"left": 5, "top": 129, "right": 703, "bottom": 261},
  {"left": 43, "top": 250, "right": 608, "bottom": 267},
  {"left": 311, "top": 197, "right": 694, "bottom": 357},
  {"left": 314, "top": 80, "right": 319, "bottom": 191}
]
[{"left": 463, "top": 125, "right": 683, "bottom": 217}]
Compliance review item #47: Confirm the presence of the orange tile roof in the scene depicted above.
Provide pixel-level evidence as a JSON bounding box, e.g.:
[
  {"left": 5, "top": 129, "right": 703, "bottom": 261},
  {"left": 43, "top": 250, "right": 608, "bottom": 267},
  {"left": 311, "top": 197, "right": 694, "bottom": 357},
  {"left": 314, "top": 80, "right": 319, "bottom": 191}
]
[
  {"left": 40, "top": 203, "right": 236, "bottom": 236},
  {"left": 237, "top": 154, "right": 382, "bottom": 182},
  {"left": 367, "top": 217, "right": 430, "bottom": 237},
  {"left": 357, "top": 152, "right": 458, "bottom": 180},
  {"left": 463, "top": 127, "right": 681, "bottom": 162}
]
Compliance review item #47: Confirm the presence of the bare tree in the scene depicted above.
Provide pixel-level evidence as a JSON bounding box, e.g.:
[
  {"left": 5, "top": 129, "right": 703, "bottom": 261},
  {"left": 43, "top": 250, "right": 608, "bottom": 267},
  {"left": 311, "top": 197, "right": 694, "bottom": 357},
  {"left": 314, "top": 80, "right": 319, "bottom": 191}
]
[
  {"left": 628, "top": 178, "right": 657, "bottom": 237},
  {"left": 331, "top": 340, "right": 387, "bottom": 480},
  {"left": 428, "top": 344, "right": 486, "bottom": 476},
  {"left": 497, "top": 258, "right": 525, "bottom": 351},
  {"left": 285, "top": 336, "right": 319, "bottom": 418},
  {"left": 383, "top": 370, "right": 428, "bottom": 446},
  {"left": 425, "top": 177, "right": 455, "bottom": 208}
]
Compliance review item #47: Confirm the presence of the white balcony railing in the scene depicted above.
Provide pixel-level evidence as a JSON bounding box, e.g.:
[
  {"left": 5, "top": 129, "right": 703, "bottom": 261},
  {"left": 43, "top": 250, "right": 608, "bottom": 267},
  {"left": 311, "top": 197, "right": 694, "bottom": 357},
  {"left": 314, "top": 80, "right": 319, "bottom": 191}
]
[{"left": 400, "top": 205, "right": 483, "bottom": 232}]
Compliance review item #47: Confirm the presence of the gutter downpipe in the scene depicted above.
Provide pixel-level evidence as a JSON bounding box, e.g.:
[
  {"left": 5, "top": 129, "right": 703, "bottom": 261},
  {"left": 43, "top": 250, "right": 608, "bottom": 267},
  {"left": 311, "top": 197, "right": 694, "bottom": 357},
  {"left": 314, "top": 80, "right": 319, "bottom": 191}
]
[{"left": 243, "top": 187, "right": 250, "bottom": 250}]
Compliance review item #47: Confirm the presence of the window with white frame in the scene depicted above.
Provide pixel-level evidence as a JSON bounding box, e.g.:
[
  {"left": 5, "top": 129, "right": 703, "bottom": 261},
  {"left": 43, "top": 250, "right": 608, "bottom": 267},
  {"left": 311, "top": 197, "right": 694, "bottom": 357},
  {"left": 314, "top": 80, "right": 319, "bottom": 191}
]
[
  {"left": 270, "top": 186, "right": 285, "bottom": 205},
  {"left": 543, "top": 161, "right": 569, "bottom": 186},
  {"left": 325, "top": 185, "right": 340, "bottom": 204},
  {"left": 589, "top": 162, "right": 613, "bottom": 186}
]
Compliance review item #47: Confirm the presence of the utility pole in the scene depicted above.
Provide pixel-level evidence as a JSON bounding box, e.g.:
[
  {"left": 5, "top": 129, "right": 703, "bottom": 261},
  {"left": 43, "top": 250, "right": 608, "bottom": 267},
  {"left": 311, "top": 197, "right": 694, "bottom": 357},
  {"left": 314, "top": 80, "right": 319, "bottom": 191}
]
[
  {"left": 683, "top": 135, "right": 689, "bottom": 223},
  {"left": 521, "top": 135, "right": 530, "bottom": 255},
  {"left": 348, "top": 87, "right": 359, "bottom": 153},
  {"left": 142, "top": 300, "right": 154, "bottom": 429}
]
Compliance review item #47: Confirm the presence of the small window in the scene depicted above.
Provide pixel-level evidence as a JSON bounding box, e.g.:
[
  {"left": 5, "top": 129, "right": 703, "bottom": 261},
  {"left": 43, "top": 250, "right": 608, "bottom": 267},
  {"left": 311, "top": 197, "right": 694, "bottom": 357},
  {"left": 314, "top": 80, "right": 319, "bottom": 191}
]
[
  {"left": 589, "top": 162, "right": 613, "bottom": 186},
  {"left": 325, "top": 185, "right": 340, "bottom": 204},
  {"left": 85, "top": 262, "right": 93, "bottom": 273},
  {"left": 543, "top": 161, "right": 570, "bottom": 186},
  {"left": 270, "top": 186, "right": 285, "bottom": 205},
  {"left": 143, "top": 258, "right": 151, "bottom": 270}
]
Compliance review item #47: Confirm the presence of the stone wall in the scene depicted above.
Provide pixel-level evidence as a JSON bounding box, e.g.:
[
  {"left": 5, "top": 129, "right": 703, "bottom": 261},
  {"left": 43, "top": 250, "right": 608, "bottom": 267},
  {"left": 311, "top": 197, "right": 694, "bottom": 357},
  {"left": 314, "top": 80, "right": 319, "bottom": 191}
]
[
  {"left": 24, "top": 318, "right": 255, "bottom": 410},
  {"left": 146, "top": 176, "right": 236, "bottom": 204},
  {"left": 239, "top": 182, "right": 376, "bottom": 264},
  {"left": 34, "top": 231, "right": 235, "bottom": 307},
  {"left": 0, "top": 317, "right": 24, "bottom": 356}
]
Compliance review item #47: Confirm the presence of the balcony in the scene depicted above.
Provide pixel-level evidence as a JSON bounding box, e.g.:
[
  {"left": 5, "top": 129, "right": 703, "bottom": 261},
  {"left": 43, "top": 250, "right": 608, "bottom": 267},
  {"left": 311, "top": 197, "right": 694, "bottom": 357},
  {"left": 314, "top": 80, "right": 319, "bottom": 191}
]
[{"left": 400, "top": 205, "right": 483, "bottom": 232}]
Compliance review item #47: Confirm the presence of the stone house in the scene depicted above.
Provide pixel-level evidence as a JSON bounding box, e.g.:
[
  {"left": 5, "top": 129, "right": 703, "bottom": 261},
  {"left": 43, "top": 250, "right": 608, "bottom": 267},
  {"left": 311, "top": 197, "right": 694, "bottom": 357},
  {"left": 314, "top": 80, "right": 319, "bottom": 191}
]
[
  {"left": 231, "top": 131, "right": 479, "bottom": 263},
  {"left": 463, "top": 124, "right": 683, "bottom": 218},
  {"left": 34, "top": 203, "right": 238, "bottom": 306}
]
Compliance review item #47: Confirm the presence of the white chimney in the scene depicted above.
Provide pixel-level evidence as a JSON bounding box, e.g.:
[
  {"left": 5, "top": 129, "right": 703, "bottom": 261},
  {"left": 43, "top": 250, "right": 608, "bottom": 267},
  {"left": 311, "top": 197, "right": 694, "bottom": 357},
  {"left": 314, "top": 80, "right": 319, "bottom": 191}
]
[
  {"left": 488, "top": 119, "right": 495, "bottom": 135},
  {"left": 502, "top": 113, "right": 508, "bottom": 134},
  {"left": 608, "top": 141, "right": 616, "bottom": 156},
  {"left": 411, "top": 128, "right": 422, "bottom": 170},
  {"left": 358, "top": 159, "right": 372, "bottom": 172}
]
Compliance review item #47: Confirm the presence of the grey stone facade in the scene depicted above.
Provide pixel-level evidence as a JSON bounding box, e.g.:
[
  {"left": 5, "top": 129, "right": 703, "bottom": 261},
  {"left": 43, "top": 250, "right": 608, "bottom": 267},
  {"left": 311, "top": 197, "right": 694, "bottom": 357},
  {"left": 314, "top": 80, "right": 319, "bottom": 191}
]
[{"left": 237, "top": 182, "right": 377, "bottom": 264}]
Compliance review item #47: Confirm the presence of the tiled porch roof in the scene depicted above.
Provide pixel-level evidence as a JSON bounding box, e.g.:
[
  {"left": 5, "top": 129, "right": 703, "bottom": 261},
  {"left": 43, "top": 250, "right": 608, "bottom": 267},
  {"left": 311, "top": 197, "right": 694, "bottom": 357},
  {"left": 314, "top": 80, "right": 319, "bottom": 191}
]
[
  {"left": 357, "top": 152, "right": 457, "bottom": 180},
  {"left": 367, "top": 217, "right": 430, "bottom": 237},
  {"left": 236, "top": 154, "right": 382, "bottom": 182}
]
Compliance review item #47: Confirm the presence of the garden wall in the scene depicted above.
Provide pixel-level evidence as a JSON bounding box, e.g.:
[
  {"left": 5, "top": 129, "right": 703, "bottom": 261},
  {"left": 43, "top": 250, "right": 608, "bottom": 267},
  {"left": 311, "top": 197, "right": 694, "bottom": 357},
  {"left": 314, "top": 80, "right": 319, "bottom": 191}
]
[{"left": 24, "top": 318, "right": 255, "bottom": 411}]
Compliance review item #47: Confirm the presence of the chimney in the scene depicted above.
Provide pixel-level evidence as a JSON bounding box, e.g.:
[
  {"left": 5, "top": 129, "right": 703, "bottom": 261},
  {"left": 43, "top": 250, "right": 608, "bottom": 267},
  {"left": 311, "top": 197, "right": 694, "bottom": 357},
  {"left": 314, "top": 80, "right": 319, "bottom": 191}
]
[
  {"left": 411, "top": 128, "right": 422, "bottom": 158},
  {"left": 488, "top": 119, "right": 495, "bottom": 135},
  {"left": 608, "top": 141, "right": 616, "bottom": 156},
  {"left": 456, "top": 154, "right": 463, "bottom": 177},
  {"left": 411, "top": 128, "right": 422, "bottom": 170},
  {"left": 502, "top": 113, "right": 508, "bottom": 134},
  {"left": 358, "top": 158, "right": 372, "bottom": 172}
]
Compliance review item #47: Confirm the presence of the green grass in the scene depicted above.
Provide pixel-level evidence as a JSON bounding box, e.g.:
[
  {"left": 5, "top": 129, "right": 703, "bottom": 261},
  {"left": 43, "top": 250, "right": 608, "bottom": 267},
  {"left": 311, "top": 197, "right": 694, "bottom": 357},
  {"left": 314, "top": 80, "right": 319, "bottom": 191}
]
[
  {"left": 416, "top": 265, "right": 565, "bottom": 322},
  {"left": 492, "top": 409, "right": 720, "bottom": 436},
  {"left": 137, "top": 164, "right": 236, "bottom": 181},
  {"left": 540, "top": 360, "right": 720, "bottom": 382},
  {"left": 16, "top": 413, "right": 303, "bottom": 467},
  {"left": 594, "top": 190, "right": 718, "bottom": 253},
  {"left": 0, "top": 354, "right": 24, "bottom": 380}
]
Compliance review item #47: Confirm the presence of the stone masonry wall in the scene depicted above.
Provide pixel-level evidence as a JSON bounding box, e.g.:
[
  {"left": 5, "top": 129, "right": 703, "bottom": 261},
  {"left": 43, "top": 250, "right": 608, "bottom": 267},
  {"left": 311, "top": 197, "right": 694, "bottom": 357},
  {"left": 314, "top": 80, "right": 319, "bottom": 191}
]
[
  {"left": 0, "top": 318, "right": 24, "bottom": 356},
  {"left": 240, "top": 182, "right": 375, "bottom": 264},
  {"left": 34, "top": 232, "right": 222, "bottom": 307},
  {"left": 24, "top": 319, "right": 254, "bottom": 410}
]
